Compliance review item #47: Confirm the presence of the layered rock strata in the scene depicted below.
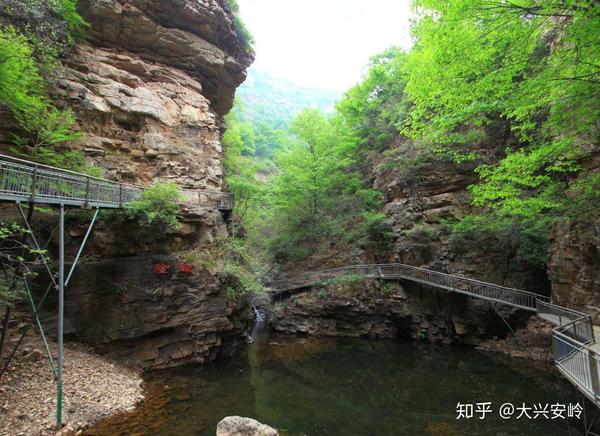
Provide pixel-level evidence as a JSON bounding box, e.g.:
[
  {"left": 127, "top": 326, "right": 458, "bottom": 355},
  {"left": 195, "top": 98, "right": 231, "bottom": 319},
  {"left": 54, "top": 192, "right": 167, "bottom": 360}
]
[{"left": 0, "top": 0, "right": 254, "bottom": 369}]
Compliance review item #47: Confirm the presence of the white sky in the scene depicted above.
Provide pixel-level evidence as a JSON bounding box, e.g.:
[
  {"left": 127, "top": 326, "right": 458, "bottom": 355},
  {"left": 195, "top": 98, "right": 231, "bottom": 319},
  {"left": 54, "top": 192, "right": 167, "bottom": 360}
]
[{"left": 237, "top": 0, "right": 414, "bottom": 91}]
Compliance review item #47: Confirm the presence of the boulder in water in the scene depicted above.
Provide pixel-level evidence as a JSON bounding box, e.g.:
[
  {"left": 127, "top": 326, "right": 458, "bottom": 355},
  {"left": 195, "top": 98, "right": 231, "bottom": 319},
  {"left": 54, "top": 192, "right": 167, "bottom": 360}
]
[{"left": 216, "top": 416, "right": 278, "bottom": 436}]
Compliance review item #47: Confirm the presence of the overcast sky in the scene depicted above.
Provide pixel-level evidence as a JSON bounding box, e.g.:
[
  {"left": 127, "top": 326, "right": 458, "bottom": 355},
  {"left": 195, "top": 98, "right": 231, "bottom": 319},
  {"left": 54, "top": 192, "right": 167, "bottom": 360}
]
[{"left": 237, "top": 0, "right": 414, "bottom": 92}]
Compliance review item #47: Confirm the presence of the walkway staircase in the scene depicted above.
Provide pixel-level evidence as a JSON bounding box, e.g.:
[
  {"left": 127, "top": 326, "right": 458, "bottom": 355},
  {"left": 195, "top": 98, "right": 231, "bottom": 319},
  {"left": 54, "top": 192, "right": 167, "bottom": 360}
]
[{"left": 270, "top": 263, "right": 600, "bottom": 410}]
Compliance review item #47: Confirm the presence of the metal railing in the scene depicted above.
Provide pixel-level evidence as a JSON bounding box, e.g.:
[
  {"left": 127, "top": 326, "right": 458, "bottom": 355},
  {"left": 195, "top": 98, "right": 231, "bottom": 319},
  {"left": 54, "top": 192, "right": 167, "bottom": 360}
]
[
  {"left": 271, "top": 263, "right": 549, "bottom": 311},
  {"left": 538, "top": 300, "right": 595, "bottom": 343},
  {"left": 271, "top": 262, "right": 600, "bottom": 408},
  {"left": 0, "top": 154, "right": 233, "bottom": 210},
  {"left": 180, "top": 189, "right": 234, "bottom": 211}
]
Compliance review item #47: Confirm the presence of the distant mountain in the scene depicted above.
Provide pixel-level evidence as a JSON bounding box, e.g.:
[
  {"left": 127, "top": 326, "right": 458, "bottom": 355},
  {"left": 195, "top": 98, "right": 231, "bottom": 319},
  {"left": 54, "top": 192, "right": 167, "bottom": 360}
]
[{"left": 235, "top": 69, "right": 341, "bottom": 128}]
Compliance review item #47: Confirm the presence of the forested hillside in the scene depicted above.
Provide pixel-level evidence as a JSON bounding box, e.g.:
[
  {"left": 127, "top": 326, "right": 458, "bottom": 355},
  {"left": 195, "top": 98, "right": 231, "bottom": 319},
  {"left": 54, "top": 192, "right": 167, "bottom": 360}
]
[
  {"left": 226, "top": 0, "right": 600, "bottom": 286},
  {"left": 236, "top": 68, "right": 340, "bottom": 128}
]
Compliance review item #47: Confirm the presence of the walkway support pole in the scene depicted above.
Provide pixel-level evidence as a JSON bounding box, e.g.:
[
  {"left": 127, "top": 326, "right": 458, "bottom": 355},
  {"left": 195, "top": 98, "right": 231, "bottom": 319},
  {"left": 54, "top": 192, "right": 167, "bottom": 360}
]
[{"left": 56, "top": 204, "right": 65, "bottom": 428}]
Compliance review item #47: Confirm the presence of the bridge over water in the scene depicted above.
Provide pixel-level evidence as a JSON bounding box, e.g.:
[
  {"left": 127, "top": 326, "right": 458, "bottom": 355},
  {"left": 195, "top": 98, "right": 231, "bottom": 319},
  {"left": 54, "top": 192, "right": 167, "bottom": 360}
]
[
  {"left": 1, "top": 152, "right": 599, "bottom": 430},
  {"left": 271, "top": 263, "right": 600, "bottom": 418}
]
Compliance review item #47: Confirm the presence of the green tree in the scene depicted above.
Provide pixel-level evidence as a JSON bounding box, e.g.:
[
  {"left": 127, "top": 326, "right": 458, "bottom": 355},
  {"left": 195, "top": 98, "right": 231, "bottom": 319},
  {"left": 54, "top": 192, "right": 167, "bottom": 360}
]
[
  {"left": 0, "top": 1, "right": 92, "bottom": 171},
  {"left": 403, "top": 0, "right": 600, "bottom": 218},
  {"left": 126, "top": 182, "right": 183, "bottom": 230},
  {"left": 265, "top": 109, "right": 385, "bottom": 261}
]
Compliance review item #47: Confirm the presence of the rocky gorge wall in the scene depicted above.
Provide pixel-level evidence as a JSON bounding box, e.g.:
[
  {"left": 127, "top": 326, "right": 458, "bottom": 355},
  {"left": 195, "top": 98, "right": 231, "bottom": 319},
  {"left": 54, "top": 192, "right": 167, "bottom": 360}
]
[
  {"left": 269, "top": 278, "right": 533, "bottom": 347},
  {"left": 0, "top": 0, "right": 255, "bottom": 369},
  {"left": 372, "top": 131, "right": 598, "bottom": 319},
  {"left": 373, "top": 134, "right": 550, "bottom": 294}
]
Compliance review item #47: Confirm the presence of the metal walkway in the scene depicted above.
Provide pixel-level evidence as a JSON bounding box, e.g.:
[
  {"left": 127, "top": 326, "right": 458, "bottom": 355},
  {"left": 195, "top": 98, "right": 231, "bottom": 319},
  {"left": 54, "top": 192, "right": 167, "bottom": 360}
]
[
  {"left": 271, "top": 263, "right": 600, "bottom": 412},
  {"left": 0, "top": 153, "right": 234, "bottom": 210},
  {"left": 0, "top": 153, "right": 234, "bottom": 427}
]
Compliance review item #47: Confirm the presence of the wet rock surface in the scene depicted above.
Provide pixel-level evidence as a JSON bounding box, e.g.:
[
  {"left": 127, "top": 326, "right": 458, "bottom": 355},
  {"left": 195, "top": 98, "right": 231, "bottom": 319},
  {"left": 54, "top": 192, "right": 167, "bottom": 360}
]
[{"left": 269, "top": 279, "right": 531, "bottom": 346}]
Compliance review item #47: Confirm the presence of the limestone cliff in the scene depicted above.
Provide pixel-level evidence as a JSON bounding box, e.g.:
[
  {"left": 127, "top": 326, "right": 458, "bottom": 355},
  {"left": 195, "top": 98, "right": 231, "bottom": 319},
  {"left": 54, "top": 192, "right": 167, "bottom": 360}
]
[
  {"left": 373, "top": 131, "right": 550, "bottom": 295},
  {"left": 0, "top": 0, "right": 255, "bottom": 369}
]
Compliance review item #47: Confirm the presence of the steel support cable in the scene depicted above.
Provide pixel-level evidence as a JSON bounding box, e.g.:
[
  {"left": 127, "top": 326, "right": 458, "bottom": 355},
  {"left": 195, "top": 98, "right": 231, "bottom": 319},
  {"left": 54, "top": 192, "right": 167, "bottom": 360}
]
[
  {"left": 65, "top": 208, "right": 98, "bottom": 287},
  {"left": 16, "top": 203, "right": 57, "bottom": 288},
  {"left": 23, "top": 279, "right": 56, "bottom": 376},
  {"left": 490, "top": 302, "right": 535, "bottom": 361}
]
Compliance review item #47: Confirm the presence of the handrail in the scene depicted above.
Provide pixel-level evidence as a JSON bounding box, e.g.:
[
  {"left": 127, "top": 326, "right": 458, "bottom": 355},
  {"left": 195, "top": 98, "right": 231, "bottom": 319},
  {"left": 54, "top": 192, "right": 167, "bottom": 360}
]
[
  {"left": 271, "top": 263, "right": 549, "bottom": 310},
  {"left": 0, "top": 154, "right": 233, "bottom": 210},
  {"left": 270, "top": 262, "right": 600, "bottom": 408}
]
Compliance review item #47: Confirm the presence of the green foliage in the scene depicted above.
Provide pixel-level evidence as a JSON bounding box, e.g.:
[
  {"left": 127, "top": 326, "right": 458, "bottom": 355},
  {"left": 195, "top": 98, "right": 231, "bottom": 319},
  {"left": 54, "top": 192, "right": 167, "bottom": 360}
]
[
  {"left": 55, "top": 0, "right": 89, "bottom": 39},
  {"left": 0, "top": 26, "right": 81, "bottom": 148},
  {"left": 448, "top": 213, "right": 552, "bottom": 270},
  {"left": 223, "top": 105, "right": 272, "bottom": 223},
  {"left": 0, "top": 222, "right": 45, "bottom": 308},
  {"left": 224, "top": 0, "right": 254, "bottom": 52},
  {"left": 354, "top": 211, "right": 395, "bottom": 250},
  {"left": 403, "top": 0, "right": 600, "bottom": 217},
  {"left": 0, "top": 8, "right": 96, "bottom": 173},
  {"left": 189, "top": 237, "right": 264, "bottom": 299},
  {"left": 262, "top": 108, "right": 385, "bottom": 262},
  {"left": 337, "top": 47, "right": 411, "bottom": 151},
  {"left": 380, "top": 281, "right": 399, "bottom": 297},
  {"left": 324, "top": 274, "right": 364, "bottom": 287},
  {"left": 126, "top": 182, "right": 183, "bottom": 230}
]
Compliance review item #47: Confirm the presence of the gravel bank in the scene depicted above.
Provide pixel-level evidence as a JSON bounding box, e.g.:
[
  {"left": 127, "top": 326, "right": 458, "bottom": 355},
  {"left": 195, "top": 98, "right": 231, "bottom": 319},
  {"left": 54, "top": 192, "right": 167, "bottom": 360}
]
[{"left": 0, "top": 329, "right": 143, "bottom": 436}]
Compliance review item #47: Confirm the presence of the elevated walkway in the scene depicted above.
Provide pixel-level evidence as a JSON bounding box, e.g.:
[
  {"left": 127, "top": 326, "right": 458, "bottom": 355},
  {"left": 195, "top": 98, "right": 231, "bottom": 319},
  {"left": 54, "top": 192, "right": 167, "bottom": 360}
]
[
  {"left": 0, "top": 153, "right": 234, "bottom": 426},
  {"left": 0, "top": 153, "right": 233, "bottom": 210},
  {"left": 271, "top": 263, "right": 600, "bottom": 412}
]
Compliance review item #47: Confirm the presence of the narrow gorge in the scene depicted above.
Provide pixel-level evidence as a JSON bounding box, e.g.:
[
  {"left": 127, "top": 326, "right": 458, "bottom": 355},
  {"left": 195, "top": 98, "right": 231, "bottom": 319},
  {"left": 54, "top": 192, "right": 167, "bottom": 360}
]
[{"left": 0, "top": 1, "right": 598, "bottom": 435}]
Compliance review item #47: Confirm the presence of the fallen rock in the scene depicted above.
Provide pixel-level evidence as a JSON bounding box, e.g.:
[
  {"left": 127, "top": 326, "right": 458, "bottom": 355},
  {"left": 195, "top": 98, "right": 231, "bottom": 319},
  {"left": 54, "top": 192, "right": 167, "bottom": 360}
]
[{"left": 216, "top": 416, "right": 278, "bottom": 436}]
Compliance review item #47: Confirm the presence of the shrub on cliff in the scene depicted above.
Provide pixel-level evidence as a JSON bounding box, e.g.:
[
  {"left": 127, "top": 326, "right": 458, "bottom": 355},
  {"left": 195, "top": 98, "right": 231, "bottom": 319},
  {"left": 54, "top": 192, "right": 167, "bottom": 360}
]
[
  {"left": 55, "top": 0, "right": 89, "bottom": 40},
  {"left": 0, "top": 26, "right": 81, "bottom": 147},
  {"left": 0, "top": 1, "right": 92, "bottom": 172},
  {"left": 224, "top": 0, "right": 254, "bottom": 52},
  {"left": 403, "top": 0, "right": 600, "bottom": 218},
  {"left": 126, "top": 182, "right": 183, "bottom": 231},
  {"left": 447, "top": 214, "right": 551, "bottom": 271},
  {"left": 187, "top": 237, "right": 265, "bottom": 299}
]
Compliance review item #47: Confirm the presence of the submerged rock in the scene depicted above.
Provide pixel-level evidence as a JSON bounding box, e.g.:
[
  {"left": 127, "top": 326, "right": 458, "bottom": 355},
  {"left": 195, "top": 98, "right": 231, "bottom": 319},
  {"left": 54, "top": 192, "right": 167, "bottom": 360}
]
[{"left": 216, "top": 416, "right": 279, "bottom": 436}]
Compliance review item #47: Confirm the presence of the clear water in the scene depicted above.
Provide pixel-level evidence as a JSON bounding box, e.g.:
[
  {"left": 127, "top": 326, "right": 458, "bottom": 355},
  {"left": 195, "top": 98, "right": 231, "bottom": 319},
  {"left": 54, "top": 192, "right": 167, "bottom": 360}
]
[{"left": 86, "top": 325, "right": 582, "bottom": 436}]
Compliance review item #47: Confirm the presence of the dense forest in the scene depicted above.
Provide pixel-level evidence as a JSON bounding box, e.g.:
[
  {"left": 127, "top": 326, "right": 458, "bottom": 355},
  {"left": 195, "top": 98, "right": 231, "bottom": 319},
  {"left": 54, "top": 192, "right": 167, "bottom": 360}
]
[{"left": 225, "top": 0, "right": 600, "bottom": 276}]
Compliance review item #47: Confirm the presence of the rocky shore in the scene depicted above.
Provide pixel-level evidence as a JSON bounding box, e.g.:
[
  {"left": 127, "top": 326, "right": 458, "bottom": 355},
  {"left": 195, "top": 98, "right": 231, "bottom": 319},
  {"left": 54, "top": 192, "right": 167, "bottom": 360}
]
[{"left": 0, "top": 328, "right": 143, "bottom": 436}]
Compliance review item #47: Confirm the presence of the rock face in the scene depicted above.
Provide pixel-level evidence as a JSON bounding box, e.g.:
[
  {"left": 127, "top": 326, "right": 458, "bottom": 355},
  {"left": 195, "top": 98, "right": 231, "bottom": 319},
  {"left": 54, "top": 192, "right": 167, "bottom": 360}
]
[
  {"left": 60, "top": 255, "right": 251, "bottom": 369},
  {"left": 78, "top": 0, "right": 252, "bottom": 116},
  {"left": 270, "top": 279, "right": 530, "bottom": 345},
  {"left": 0, "top": 0, "right": 255, "bottom": 369},
  {"left": 216, "top": 416, "right": 279, "bottom": 436},
  {"left": 373, "top": 136, "right": 550, "bottom": 294},
  {"left": 548, "top": 221, "right": 600, "bottom": 322},
  {"left": 47, "top": 0, "right": 252, "bottom": 189}
]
